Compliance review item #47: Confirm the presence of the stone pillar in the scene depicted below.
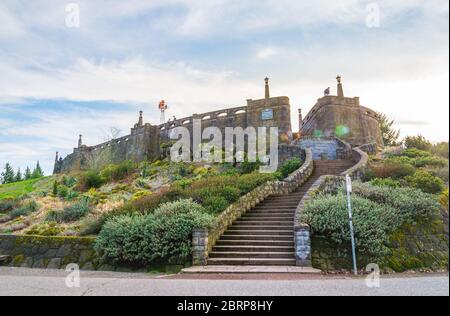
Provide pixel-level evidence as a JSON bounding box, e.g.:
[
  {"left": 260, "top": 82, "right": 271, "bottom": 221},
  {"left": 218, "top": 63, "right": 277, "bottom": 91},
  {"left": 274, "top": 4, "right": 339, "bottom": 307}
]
[
  {"left": 78, "top": 135, "right": 83, "bottom": 148},
  {"left": 295, "top": 224, "right": 312, "bottom": 267},
  {"left": 138, "top": 111, "right": 144, "bottom": 127},
  {"left": 264, "top": 77, "right": 270, "bottom": 99},
  {"left": 298, "top": 108, "right": 303, "bottom": 132},
  {"left": 337, "top": 76, "right": 344, "bottom": 98},
  {"left": 192, "top": 228, "right": 209, "bottom": 266}
]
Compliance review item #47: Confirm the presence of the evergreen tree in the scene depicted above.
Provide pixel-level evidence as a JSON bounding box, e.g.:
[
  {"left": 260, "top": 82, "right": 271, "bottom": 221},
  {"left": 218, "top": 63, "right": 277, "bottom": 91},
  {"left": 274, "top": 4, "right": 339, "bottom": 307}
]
[
  {"left": 32, "top": 161, "right": 44, "bottom": 179},
  {"left": 15, "top": 168, "right": 23, "bottom": 182},
  {"left": 1, "top": 163, "right": 15, "bottom": 184},
  {"left": 376, "top": 112, "right": 401, "bottom": 146},
  {"left": 24, "top": 167, "right": 32, "bottom": 180}
]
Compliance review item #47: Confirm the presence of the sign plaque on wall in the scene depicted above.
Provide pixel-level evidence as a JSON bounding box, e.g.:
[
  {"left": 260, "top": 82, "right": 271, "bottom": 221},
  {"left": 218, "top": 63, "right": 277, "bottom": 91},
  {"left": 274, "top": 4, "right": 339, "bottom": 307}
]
[{"left": 261, "top": 109, "right": 274, "bottom": 121}]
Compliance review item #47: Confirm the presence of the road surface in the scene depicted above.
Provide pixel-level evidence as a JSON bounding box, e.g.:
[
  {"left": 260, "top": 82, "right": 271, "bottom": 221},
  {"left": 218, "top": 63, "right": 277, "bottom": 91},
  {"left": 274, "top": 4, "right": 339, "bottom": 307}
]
[{"left": 0, "top": 267, "right": 447, "bottom": 296}]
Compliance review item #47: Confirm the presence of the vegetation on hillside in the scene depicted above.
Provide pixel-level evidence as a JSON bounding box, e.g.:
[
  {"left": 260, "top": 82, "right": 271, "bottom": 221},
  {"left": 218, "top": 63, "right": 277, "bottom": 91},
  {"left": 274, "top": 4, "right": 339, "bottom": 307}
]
[{"left": 304, "top": 135, "right": 449, "bottom": 272}]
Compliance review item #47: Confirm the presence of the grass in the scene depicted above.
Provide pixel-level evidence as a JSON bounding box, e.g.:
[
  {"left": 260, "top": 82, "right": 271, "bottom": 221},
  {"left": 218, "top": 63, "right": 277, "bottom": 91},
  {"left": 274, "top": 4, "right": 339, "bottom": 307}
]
[{"left": 0, "top": 178, "right": 44, "bottom": 200}]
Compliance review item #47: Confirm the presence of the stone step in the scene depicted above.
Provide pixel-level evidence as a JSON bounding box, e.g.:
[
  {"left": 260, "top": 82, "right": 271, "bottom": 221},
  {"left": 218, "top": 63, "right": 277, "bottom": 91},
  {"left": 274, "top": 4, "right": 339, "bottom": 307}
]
[
  {"left": 224, "top": 230, "right": 294, "bottom": 236},
  {"left": 233, "top": 221, "right": 294, "bottom": 226},
  {"left": 216, "top": 240, "right": 295, "bottom": 247},
  {"left": 254, "top": 205, "right": 297, "bottom": 210},
  {"left": 239, "top": 217, "right": 294, "bottom": 222},
  {"left": 212, "top": 245, "right": 295, "bottom": 253},
  {"left": 209, "top": 252, "right": 295, "bottom": 259},
  {"left": 220, "top": 235, "right": 294, "bottom": 241},
  {"left": 230, "top": 225, "right": 294, "bottom": 231},
  {"left": 208, "top": 258, "right": 296, "bottom": 266},
  {"left": 243, "top": 213, "right": 294, "bottom": 218}
]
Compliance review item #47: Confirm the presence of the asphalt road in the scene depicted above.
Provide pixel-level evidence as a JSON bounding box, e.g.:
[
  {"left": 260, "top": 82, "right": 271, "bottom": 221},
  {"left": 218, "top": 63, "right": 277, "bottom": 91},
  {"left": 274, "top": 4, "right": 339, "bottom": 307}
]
[{"left": 0, "top": 268, "right": 448, "bottom": 296}]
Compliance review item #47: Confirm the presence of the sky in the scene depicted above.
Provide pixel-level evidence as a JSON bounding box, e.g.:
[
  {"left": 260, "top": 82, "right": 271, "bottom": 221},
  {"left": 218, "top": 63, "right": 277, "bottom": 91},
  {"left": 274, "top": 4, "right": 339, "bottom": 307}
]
[{"left": 0, "top": 0, "right": 449, "bottom": 175}]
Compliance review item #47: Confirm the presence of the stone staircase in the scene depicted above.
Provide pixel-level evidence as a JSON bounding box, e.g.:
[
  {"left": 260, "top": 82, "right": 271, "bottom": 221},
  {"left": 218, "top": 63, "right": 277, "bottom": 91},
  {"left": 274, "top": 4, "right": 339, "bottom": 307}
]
[{"left": 208, "top": 159, "right": 355, "bottom": 266}]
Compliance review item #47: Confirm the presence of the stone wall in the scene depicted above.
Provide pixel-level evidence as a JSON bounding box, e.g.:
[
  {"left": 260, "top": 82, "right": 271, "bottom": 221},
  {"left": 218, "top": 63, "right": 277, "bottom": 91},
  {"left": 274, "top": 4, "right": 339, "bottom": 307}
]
[
  {"left": 56, "top": 94, "right": 295, "bottom": 174},
  {"left": 298, "top": 136, "right": 352, "bottom": 160},
  {"left": 192, "top": 148, "right": 314, "bottom": 265},
  {"left": 300, "top": 95, "right": 383, "bottom": 148},
  {"left": 0, "top": 235, "right": 105, "bottom": 270}
]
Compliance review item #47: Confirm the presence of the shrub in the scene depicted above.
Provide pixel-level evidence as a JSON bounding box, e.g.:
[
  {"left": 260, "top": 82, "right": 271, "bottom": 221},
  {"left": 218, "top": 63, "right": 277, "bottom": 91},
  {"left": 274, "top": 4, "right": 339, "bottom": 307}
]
[
  {"left": 132, "top": 190, "right": 152, "bottom": 201},
  {"left": 77, "top": 171, "right": 104, "bottom": 191},
  {"left": 240, "top": 160, "right": 261, "bottom": 174},
  {"left": 301, "top": 194, "right": 398, "bottom": 257},
  {"left": 57, "top": 185, "right": 69, "bottom": 199},
  {"left": 369, "top": 178, "right": 401, "bottom": 188},
  {"left": 402, "top": 148, "right": 432, "bottom": 158},
  {"left": 371, "top": 160, "right": 415, "bottom": 179},
  {"left": 406, "top": 170, "right": 445, "bottom": 194},
  {"left": 46, "top": 198, "right": 91, "bottom": 223},
  {"left": 25, "top": 222, "right": 63, "bottom": 236},
  {"left": 202, "top": 196, "right": 229, "bottom": 214},
  {"left": 0, "top": 199, "right": 20, "bottom": 214},
  {"left": 10, "top": 200, "right": 38, "bottom": 219},
  {"left": 100, "top": 161, "right": 136, "bottom": 182},
  {"left": 95, "top": 200, "right": 215, "bottom": 265},
  {"left": 413, "top": 156, "right": 448, "bottom": 168},
  {"left": 279, "top": 158, "right": 302, "bottom": 179},
  {"left": 439, "top": 188, "right": 449, "bottom": 210},
  {"left": 62, "top": 176, "right": 77, "bottom": 188},
  {"left": 404, "top": 135, "right": 433, "bottom": 151},
  {"left": 350, "top": 182, "right": 441, "bottom": 220}
]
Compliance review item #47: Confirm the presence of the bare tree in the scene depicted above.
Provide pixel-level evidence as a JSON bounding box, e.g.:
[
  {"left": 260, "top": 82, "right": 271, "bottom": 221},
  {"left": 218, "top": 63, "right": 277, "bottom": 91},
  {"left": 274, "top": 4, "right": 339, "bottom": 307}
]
[{"left": 102, "top": 127, "right": 123, "bottom": 142}]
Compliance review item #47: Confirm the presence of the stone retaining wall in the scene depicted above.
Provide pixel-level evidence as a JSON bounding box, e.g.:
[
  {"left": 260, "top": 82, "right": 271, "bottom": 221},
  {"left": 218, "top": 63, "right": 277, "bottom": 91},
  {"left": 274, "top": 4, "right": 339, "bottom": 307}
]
[
  {"left": 192, "top": 148, "right": 314, "bottom": 265},
  {"left": 0, "top": 235, "right": 105, "bottom": 270}
]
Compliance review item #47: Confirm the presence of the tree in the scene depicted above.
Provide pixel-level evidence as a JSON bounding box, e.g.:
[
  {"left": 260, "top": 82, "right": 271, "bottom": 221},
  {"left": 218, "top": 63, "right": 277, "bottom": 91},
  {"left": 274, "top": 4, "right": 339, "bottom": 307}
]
[
  {"left": 24, "top": 167, "right": 32, "bottom": 180},
  {"left": 1, "top": 163, "right": 15, "bottom": 184},
  {"left": 32, "top": 161, "right": 44, "bottom": 179},
  {"left": 376, "top": 112, "right": 401, "bottom": 146},
  {"left": 15, "top": 168, "right": 23, "bottom": 182},
  {"left": 404, "top": 135, "right": 433, "bottom": 151}
]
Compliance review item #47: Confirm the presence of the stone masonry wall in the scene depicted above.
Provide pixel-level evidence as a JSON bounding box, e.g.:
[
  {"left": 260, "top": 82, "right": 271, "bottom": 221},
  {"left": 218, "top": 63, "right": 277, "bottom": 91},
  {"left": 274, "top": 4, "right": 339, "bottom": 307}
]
[{"left": 0, "top": 235, "right": 105, "bottom": 270}]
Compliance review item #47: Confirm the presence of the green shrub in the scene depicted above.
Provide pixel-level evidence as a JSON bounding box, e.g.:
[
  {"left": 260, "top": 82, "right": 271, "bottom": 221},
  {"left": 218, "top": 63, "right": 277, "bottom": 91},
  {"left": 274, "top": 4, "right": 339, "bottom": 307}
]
[
  {"left": 301, "top": 194, "right": 398, "bottom": 257},
  {"left": 10, "top": 200, "right": 38, "bottom": 219},
  {"left": 46, "top": 198, "right": 91, "bottom": 223},
  {"left": 369, "top": 178, "right": 401, "bottom": 188},
  {"left": 279, "top": 158, "right": 302, "bottom": 179},
  {"left": 202, "top": 196, "right": 229, "bottom": 214},
  {"left": 240, "top": 160, "right": 261, "bottom": 174},
  {"left": 25, "top": 222, "right": 63, "bottom": 236},
  {"left": 66, "top": 190, "right": 79, "bottom": 201},
  {"left": 57, "top": 185, "right": 69, "bottom": 199},
  {"left": 402, "top": 148, "right": 432, "bottom": 158},
  {"left": 0, "top": 199, "right": 20, "bottom": 214},
  {"left": 413, "top": 156, "right": 448, "bottom": 168},
  {"left": 406, "top": 170, "right": 445, "bottom": 194},
  {"left": 95, "top": 199, "right": 215, "bottom": 265},
  {"left": 350, "top": 182, "right": 441, "bottom": 219},
  {"left": 404, "top": 135, "right": 433, "bottom": 151},
  {"left": 62, "top": 176, "right": 77, "bottom": 188},
  {"left": 77, "top": 171, "right": 104, "bottom": 191},
  {"left": 100, "top": 161, "right": 136, "bottom": 182}
]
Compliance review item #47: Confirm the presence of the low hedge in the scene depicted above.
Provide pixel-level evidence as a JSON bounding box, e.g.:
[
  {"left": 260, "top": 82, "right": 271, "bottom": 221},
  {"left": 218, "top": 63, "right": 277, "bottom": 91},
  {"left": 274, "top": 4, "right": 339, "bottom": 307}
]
[{"left": 95, "top": 199, "right": 215, "bottom": 265}]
